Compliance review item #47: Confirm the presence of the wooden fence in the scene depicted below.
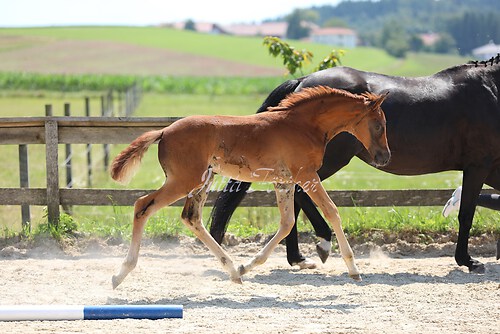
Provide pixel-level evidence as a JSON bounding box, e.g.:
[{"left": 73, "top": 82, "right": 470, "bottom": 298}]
[{"left": 0, "top": 116, "right": 497, "bottom": 229}]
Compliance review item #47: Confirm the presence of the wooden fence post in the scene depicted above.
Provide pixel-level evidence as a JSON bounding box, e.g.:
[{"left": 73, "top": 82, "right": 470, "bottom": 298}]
[
  {"left": 101, "top": 96, "right": 110, "bottom": 171},
  {"left": 18, "top": 144, "right": 30, "bottom": 231},
  {"left": 63, "top": 103, "right": 73, "bottom": 215},
  {"left": 45, "top": 105, "right": 60, "bottom": 226},
  {"left": 64, "top": 103, "right": 72, "bottom": 189},
  {"left": 85, "top": 97, "right": 92, "bottom": 187}
]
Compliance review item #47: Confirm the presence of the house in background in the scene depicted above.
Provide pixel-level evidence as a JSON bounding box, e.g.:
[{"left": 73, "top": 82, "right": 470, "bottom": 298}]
[
  {"left": 419, "top": 33, "right": 440, "bottom": 47},
  {"left": 472, "top": 41, "right": 500, "bottom": 60},
  {"left": 166, "top": 20, "right": 358, "bottom": 48},
  {"left": 223, "top": 22, "right": 288, "bottom": 38},
  {"left": 309, "top": 27, "right": 358, "bottom": 48},
  {"left": 166, "top": 21, "right": 226, "bottom": 34}
]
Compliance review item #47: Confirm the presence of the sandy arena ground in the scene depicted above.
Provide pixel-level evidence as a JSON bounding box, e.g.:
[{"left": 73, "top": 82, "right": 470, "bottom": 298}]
[{"left": 0, "top": 237, "right": 498, "bottom": 334}]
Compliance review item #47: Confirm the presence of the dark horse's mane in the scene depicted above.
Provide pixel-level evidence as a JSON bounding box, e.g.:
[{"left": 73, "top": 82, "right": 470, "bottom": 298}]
[
  {"left": 267, "top": 86, "right": 377, "bottom": 112},
  {"left": 429, "top": 53, "right": 500, "bottom": 78},
  {"left": 467, "top": 53, "right": 500, "bottom": 68}
]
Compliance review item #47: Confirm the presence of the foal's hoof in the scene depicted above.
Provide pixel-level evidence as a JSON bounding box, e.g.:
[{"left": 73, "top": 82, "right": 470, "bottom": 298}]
[
  {"left": 294, "top": 258, "right": 317, "bottom": 270},
  {"left": 349, "top": 274, "right": 362, "bottom": 282},
  {"left": 231, "top": 276, "right": 243, "bottom": 284},
  {"left": 238, "top": 264, "right": 248, "bottom": 276},
  {"left": 111, "top": 275, "right": 122, "bottom": 290},
  {"left": 469, "top": 259, "right": 486, "bottom": 274},
  {"left": 316, "top": 239, "right": 331, "bottom": 263}
]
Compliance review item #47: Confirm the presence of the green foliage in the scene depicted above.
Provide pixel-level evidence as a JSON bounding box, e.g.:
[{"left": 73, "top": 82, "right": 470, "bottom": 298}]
[
  {"left": 446, "top": 11, "right": 500, "bottom": 55},
  {"left": 0, "top": 72, "right": 284, "bottom": 95},
  {"left": 0, "top": 72, "right": 136, "bottom": 92},
  {"left": 432, "top": 33, "right": 457, "bottom": 54},
  {"left": 263, "top": 36, "right": 344, "bottom": 76},
  {"left": 310, "top": 0, "right": 500, "bottom": 56},
  {"left": 380, "top": 20, "right": 410, "bottom": 58},
  {"left": 184, "top": 19, "right": 196, "bottom": 31},
  {"left": 263, "top": 36, "right": 314, "bottom": 76},
  {"left": 315, "top": 49, "right": 344, "bottom": 72},
  {"left": 35, "top": 213, "right": 78, "bottom": 241},
  {"left": 140, "top": 76, "right": 283, "bottom": 95},
  {"left": 323, "top": 18, "right": 349, "bottom": 28}
]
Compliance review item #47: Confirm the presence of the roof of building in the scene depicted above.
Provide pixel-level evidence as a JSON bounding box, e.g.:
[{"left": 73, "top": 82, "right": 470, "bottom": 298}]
[
  {"left": 473, "top": 41, "right": 500, "bottom": 54},
  {"left": 222, "top": 22, "right": 288, "bottom": 37}
]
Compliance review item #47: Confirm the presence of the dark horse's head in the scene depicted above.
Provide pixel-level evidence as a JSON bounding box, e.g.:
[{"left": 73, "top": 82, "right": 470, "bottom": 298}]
[{"left": 352, "top": 91, "right": 391, "bottom": 167}]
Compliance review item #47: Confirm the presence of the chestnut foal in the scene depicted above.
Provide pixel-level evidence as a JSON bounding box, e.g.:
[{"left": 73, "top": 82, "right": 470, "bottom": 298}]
[{"left": 110, "top": 86, "right": 390, "bottom": 288}]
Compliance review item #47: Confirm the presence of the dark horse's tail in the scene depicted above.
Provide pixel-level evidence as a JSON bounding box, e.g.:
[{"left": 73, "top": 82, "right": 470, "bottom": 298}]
[{"left": 208, "top": 78, "right": 302, "bottom": 244}]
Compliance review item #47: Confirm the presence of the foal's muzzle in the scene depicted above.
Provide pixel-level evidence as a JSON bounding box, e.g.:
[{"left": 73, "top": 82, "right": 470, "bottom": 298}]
[{"left": 373, "top": 150, "right": 391, "bottom": 167}]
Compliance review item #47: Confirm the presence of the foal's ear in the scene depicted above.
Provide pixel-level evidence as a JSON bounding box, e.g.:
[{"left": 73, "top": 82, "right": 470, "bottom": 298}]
[{"left": 371, "top": 91, "right": 389, "bottom": 109}]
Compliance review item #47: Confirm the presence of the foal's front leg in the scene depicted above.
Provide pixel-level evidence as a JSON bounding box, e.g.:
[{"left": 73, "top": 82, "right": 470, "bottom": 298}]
[
  {"left": 297, "top": 172, "right": 361, "bottom": 281},
  {"left": 182, "top": 183, "right": 242, "bottom": 283},
  {"left": 239, "top": 183, "right": 295, "bottom": 276}
]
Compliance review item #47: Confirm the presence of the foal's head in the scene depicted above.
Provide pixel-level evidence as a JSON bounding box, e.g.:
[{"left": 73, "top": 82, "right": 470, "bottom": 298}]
[{"left": 353, "top": 91, "right": 391, "bottom": 166}]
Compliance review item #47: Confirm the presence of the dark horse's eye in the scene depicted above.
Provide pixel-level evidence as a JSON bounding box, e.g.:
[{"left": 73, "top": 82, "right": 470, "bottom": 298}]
[{"left": 374, "top": 123, "right": 383, "bottom": 133}]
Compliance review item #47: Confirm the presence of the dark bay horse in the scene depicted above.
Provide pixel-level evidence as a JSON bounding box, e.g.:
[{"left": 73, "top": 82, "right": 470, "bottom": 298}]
[
  {"left": 209, "top": 55, "right": 500, "bottom": 274},
  {"left": 110, "top": 86, "right": 390, "bottom": 288}
]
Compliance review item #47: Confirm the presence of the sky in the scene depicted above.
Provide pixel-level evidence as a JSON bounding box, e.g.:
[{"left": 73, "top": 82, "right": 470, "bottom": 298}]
[{"left": 1, "top": 0, "right": 343, "bottom": 27}]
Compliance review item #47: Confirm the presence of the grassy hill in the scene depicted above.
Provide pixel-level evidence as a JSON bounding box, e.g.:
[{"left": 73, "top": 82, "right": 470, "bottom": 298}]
[{"left": 0, "top": 26, "right": 468, "bottom": 77}]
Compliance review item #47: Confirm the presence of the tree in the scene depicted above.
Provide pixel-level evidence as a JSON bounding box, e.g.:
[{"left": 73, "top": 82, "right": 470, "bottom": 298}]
[
  {"left": 286, "top": 9, "right": 311, "bottom": 40},
  {"left": 380, "top": 20, "right": 410, "bottom": 58},
  {"left": 447, "top": 11, "right": 500, "bottom": 55},
  {"left": 433, "top": 33, "right": 457, "bottom": 54},
  {"left": 184, "top": 19, "right": 196, "bottom": 31},
  {"left": 409, "top": 34, "right": 424, "bottom": 52},
  {"left": 323, "top": 18, "right": 349, "bottom": 28}
]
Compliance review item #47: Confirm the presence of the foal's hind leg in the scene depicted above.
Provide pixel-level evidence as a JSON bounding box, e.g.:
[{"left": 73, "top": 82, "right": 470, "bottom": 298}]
[
  {"left": 181, "top": 182, "right": 242, "bottom": 283},
  {"left": 239, "top": 183, "right": 295, "bottom": 276},
  {"left": 112, "top": 183, "right": 185, "bottom": 289}
]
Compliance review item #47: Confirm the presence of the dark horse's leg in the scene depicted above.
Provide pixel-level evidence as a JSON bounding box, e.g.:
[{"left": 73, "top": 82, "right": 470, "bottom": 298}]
[
  {"left": 455, "top": 160, "right": 494, "bottom": 273},
  {"left": 449, "top": 167, "right": 500, "bottom": 264},
  {"left": 209, "top": 180, "right": 251, "bottom": 244}
]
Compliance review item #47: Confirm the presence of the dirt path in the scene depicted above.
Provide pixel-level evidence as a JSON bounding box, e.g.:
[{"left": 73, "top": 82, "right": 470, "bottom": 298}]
[{"left": 0, "top": 237, "right": 498, "bottom": 334}]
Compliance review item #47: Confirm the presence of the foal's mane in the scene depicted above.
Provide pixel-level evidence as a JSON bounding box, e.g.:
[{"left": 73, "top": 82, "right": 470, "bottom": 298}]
[{"left": 268, "top": 86, "right": 375, "bottom": 112}]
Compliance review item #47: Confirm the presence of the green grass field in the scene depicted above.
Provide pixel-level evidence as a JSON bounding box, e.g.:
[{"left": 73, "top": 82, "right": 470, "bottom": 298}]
[
  {"left": 0, "top": 26, "right": 468, "bottom": 76},
  {"left": 0, "top": 26, "right": 496, "bottom": 241}
]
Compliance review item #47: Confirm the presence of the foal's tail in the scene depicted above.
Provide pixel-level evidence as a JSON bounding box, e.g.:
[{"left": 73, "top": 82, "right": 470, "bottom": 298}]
[{"left": 110, "top": 129, "right": 164, "bottom": 184}]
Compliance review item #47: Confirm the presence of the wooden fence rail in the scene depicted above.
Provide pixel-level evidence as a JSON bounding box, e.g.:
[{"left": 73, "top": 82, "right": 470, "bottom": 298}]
[{"left": 0, "top": 117, "right": 497, "bottom": 227}]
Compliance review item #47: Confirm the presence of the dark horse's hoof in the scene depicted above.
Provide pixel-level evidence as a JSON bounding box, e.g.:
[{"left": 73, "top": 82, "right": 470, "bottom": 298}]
[
  {"left": 316, "top": 239, "right": 331, "bottom": 263},
  {"left": 468, "top": 259, "right": 486, "bottom": 274},
  {"left": 316, "top": 245, "right": 330, "bottom": 263}
]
